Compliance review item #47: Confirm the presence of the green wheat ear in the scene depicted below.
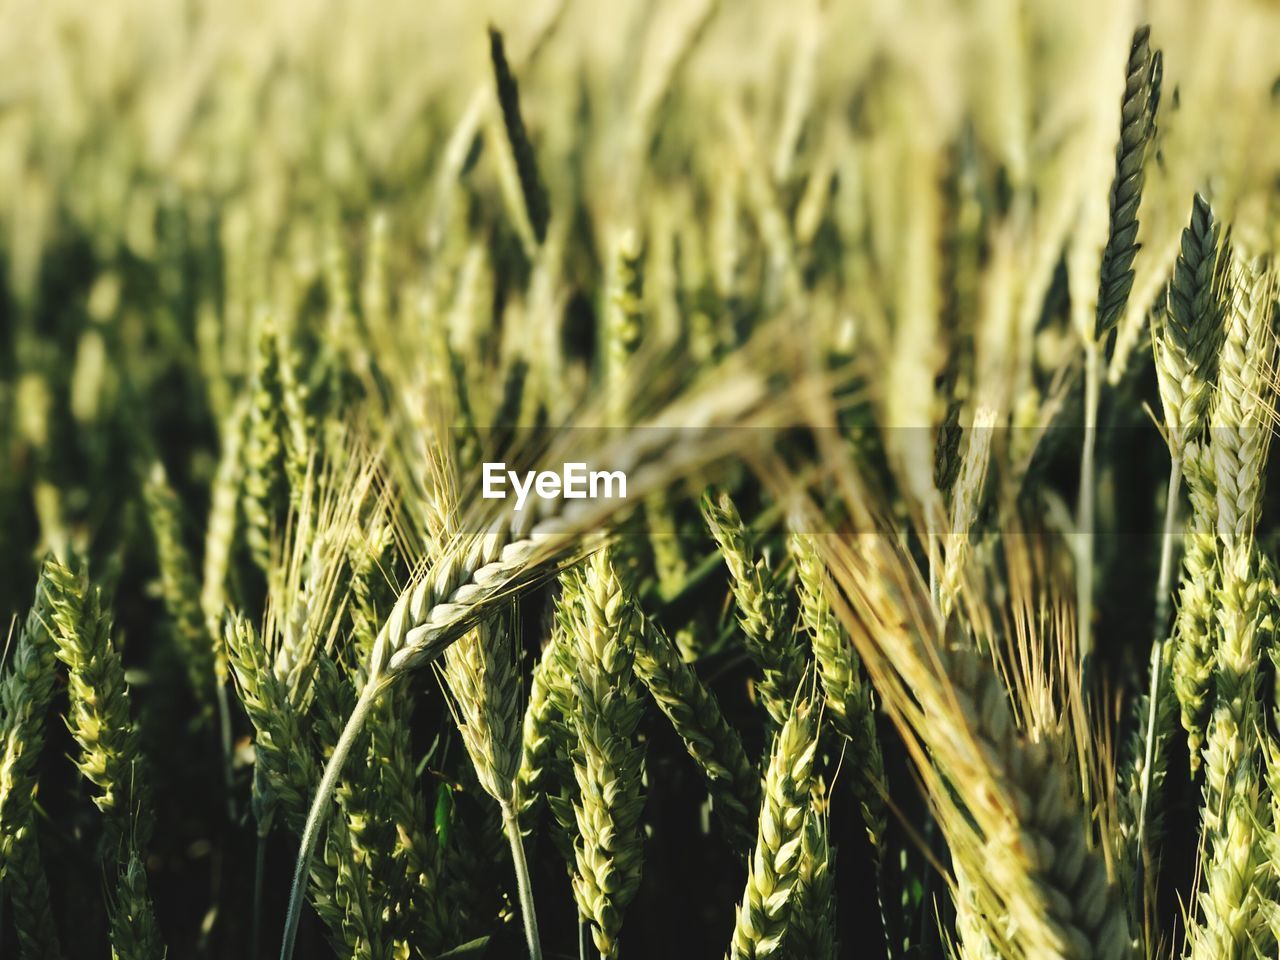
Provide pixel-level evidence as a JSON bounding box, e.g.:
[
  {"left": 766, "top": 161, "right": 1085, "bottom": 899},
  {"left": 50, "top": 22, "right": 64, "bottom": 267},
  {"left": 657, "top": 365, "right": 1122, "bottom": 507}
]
[
  {"left": 489, "top": 25, "right": 549, "bottom": 245},
  {"left": 1154, "top": 193, "right": 1224, "bottom": 454},
  {"left": 1095, "top": 24, "right": 1160, "bottom": 340},
  {"left": 142, "top": 460, "right": 217, "bottom": 714},
  {"left": 0, "top": 564, "right": 62, "bottom": 960}
]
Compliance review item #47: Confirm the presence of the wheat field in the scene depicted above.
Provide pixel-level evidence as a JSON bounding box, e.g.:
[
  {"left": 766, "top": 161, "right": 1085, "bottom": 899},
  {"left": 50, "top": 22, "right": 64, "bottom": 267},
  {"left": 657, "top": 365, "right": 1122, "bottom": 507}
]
[{"left": 4, "top": 1, "right": 1280, "bottom": 958}]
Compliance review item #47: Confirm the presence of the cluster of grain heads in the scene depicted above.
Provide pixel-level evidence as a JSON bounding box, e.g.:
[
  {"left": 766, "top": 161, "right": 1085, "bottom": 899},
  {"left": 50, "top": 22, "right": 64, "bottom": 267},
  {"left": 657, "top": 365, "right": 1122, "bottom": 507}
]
[
  {"left": 1130, "top": 193, "right": 1229, "bottom": 896},
  {"left": 1183, "top": 253, "right": 1280, "bottom": 956},
  {"left": 14, "top": 3, "right": 1280, "bottom": 958},
  {"left": 1169, "top": 241, "right": 1276, "bottom": 852},
  {"left": 280, "top": 367, "right": 781, "bottom": 959},
  {"left": 0, "top": 566, "right": 61, "bottom": 959}
]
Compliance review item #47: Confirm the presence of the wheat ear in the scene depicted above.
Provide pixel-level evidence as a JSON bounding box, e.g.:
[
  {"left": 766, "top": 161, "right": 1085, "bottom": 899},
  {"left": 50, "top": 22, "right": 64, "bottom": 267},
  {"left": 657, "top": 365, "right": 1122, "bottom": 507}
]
[
  {"left": 1136, "top": 192, "right": 1226, "bottom": 876},
  {"left": 0, "top": 565, "right": 62, "bottom": 960},
  {"left": 242, "top": 321, "right": 290, "bottom": 574},
  {"left": 490, "top": 26, "right": 549, "bottom": 245},
  {"left": 44, "top": 558, "right": 164, "bottom": 958},
  {"left": 514, "top": 636, "right": 562, "bottom": 833},
  {"left": 790, "top": 532, "right": 885, "bottom": 849},
  {"left": 728, "top": 700, "right": 817, "bottom": 960},
  {"left": 786, "top": 807, "right": 838, "bottom": 960},
  {"left": 563, "top": 548, "right": 647, "bottom": 959},
  {"left": 142, "top": 460, "right": 217, "bottom": 713},
  {"left": 1079, "top": 22, "right": 1160, "bottom": 683},
  {"left": 108, "top": 852, "right": 165, "bottom": 960},
  {"left": 701, "top": 491, "right": 803, "bottom": 726},
  {"left": 631, "top": 613, "right": 759, "bottom": 849},
  {"left": 1188, "top": 258, "right": 1277, "bottom": 956},
  {"left": 1189, "top": 549, "right": 1273, "bottom": 957},
  {"left": 823, "top": 534, "right": 1131, "bottom": 959},
  {"left": 1095, "top": 25, "right": 1160, "bottom": 340},
  {"left": 443, "top": 616, "right": 543, "bottom": 960}
]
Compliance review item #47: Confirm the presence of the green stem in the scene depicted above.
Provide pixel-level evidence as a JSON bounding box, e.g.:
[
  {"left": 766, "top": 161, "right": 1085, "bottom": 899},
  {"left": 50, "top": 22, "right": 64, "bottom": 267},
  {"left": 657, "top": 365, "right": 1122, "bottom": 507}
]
[
  {"left": 502, "top": 802, "right": 544, "bottom": 960},
  {"left": 252, "top": 812, "right": 272, "bottom": 960},
  {"left": 1136, "top": 457, "right": 1181, "bottom": 868},
  {"left": 217, "top": 679, "right": 236, "bottom": 821}
]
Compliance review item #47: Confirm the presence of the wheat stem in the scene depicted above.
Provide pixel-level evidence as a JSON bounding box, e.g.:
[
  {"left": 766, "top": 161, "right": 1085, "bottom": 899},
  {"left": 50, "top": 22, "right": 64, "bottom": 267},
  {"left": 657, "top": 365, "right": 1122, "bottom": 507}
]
[
  {"left": 1136, "top": 456, "right": 1181, "bottom": 855},
  {"left": 502, "top": 802, "right": 544, "bottom": 960}
]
